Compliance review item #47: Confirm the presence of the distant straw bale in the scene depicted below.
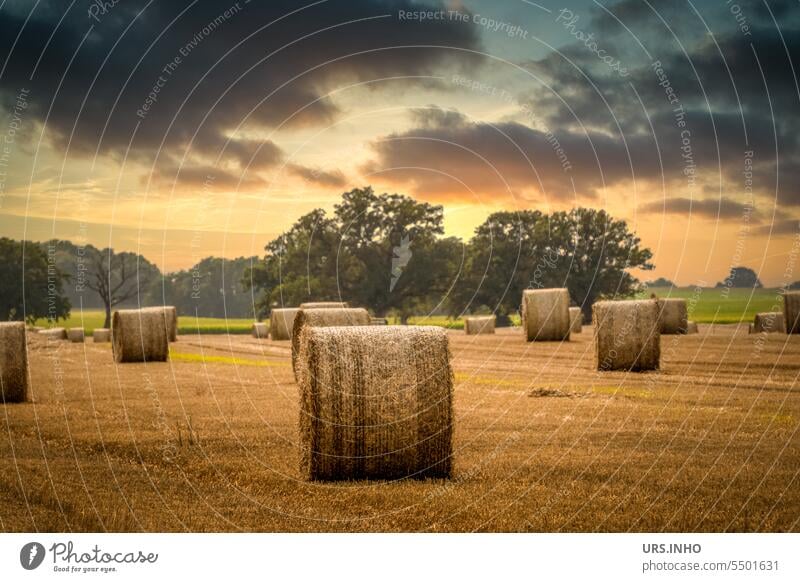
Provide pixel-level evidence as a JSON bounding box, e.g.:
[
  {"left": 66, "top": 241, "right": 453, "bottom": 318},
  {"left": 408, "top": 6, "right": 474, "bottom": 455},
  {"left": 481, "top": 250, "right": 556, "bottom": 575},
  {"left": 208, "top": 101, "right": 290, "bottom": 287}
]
[
  {"left": 569, "top": 307, "right": 583, "bottom": 333},
  {"left": 784, "top": 291, "right": 800, "bottom": 334},
  {"left": 112, "top": 309, "right": 169, "bottom": 363},
  {"left": 464, "top": 315, "right": 495, "bottom": 335},
  {"left": 252, "top": 322, "right": 268, "bottom": 339},
  {"left": 269, "top": 308, "right": 299, "bottom": 341},
  {"left": 39, "top": 328, "right": 67, "bottom": 340},
  {"left": 93, "top": 328, "right": 111, "bottom": 342},
  {"left": 593, "top": 300, "right": 660, "bottom": 372},
  {"left": 292, "top": 308, "right": 371, "bottom": 375},
  {"left": 686, "top": 321, "right": 699, "bottom": 334},
  {"left": 370, "top": 318, "right": 388, "bottom": 326},
  {"left": 753, "top": 312, "right": 786, "bottom": 334},
  {"left": 521, "top": 288, "right": 571, "bottom": 341},
  {"left": 67, "top": 328, "right": 85, "bottom": 343},
  {"left": 0, "top": 322, "right": 29, "bottom": 403},
  {"left": 297, "top": 325, "right": 453, "bottom": 481},
  {"left": 657, "top": 298, "right": 688, "bottom": 334}
]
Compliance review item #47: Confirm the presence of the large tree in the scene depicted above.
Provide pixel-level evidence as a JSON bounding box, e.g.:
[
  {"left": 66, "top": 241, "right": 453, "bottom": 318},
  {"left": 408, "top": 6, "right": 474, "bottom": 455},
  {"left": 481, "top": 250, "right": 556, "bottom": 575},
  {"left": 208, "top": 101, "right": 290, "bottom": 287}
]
[
  {"left": 716, "top": 266, "right": 763, "bottom": 289},
  {"left": 0, "top": 238, "right": 71, "bottom": 324},
  {"left": 85, "top": 247, "right": 160, "bottom": 328},
  {"left": 245, "top": 187, "right": 460, "bottom": 321}
]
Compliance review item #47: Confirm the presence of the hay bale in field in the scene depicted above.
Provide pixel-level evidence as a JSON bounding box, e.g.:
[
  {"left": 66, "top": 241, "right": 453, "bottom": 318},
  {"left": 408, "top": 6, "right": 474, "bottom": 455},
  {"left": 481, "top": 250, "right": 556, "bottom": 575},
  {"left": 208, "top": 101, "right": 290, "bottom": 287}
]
[
  {"left": 753, "top": 312, "right": 786, "bottom": 334},
  {"left": 656, "top": 298, "right": 688, "bottom": 334},
  {"left": 143, "top": 306, "right": 178, "bottom": 341},
  {"left": 93, "top": 328, "right": 111, "bottom": 342},
  {"left": 112, "top": 309, "right": 169, "bottom": 363},
  {"left": 39, "top": 327, "right": 67, "bottom": 340},
  {"left": 252, "top": 322, "right": 268, "bottom": 339},
  {"left": 686, "top": 321, "right": 699, "bottom": 334},
  {"left": 569, "top": 307, "right": 583, "bottom": 333},
  {"left": 0, "top": 322, "right": 29, "bottom": 403},
  {"left": 464, "top": 315, "right": 495, "bottom": 335},
  {"left": 67, "top": 328, "right": 85, "bottom": 343},
  {"left": 370, "top": 317, "right": 388, "bottom": 326},
  {"left": 521, "top": 288, "right": 571, "bottom": 341},
  {"left": 297, "top": 325, "right": 453, "bottom": 481},
  {"left": 299, "top": 301, "right": 349, "bottom": 309},
  {"left": 784, "top": 291, "right": 800, "bottom": 334},
  {"left": 593, "top": 300, "right": 660, "bottom": 372},
  {"left": 269, "top": 308, "right": 299, "bottom": 341},
  {"left": 292, "top": 307, "right": 371, "bottom": 374}
]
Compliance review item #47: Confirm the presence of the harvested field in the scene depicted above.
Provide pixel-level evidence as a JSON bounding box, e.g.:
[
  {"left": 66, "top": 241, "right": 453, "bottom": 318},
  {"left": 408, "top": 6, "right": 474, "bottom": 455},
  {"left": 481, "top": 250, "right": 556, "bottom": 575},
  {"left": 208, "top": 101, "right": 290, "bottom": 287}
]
[{"left": 1, "top": 325, "right": 798, "bottom": 532}]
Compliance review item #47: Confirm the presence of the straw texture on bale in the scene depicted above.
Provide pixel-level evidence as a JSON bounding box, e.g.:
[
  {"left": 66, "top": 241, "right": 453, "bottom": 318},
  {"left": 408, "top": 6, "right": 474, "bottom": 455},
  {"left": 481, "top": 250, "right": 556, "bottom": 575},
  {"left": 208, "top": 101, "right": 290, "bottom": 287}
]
[
  {"left": 753, "top": 312, "right": 786, "bottom": 334},
  {"left": 39, "top": 327, "right": 67, "bottom": 340},
  {"left": 299, "top": 302, "right": 349, "bottom": 309},
  {"left": 93, "top": 328, "right": 111, "bottom": 342},
  {"left": 657, "top": 298, "right": 688, "bottom": 334},
  {"left": 269, "top": 308, "right": 299, "bottom": 341},
  {"left": 784, "top": 291, "right": 800, "bottom": 334},
  {"left": 252, "top": 322, "right": 268, "bottom": 339},
  {"left": 297, "top": 325, "right": 453, "bottom": 481},
  {"left": 67, "top": 328, "right": 85, "bottom": 343},
  {"left": 569, "top": 307, "right": 583, "bottom": 333},
  {"left": 686, "top": 321, "right": 699, "bottom": 334},
  {"left": 464, "top": 315, "right": 496, "bottom": 335},
  {"left": 521, "top": 288, "right": 571, "bottom": 341},
  {"left": 593, "top": 300, "right": 660, "bottom": 372},
  {"left": 112, "top": 309, "right": 169, "bottom": 363},
  {"left": 292, "top": 308, "right": 371, "bottom": 374},
  {"left": 143, "top": 306, "right": 178, "bottom": 342},
  {"left": 0, "top": 322, "right": 29, "bottom": 403}
]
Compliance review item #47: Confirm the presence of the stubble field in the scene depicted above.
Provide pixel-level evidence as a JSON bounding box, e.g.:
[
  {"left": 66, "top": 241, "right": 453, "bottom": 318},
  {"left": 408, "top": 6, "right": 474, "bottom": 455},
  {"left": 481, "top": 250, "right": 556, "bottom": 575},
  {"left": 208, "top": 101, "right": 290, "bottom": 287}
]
[{"left": 1, "top": 324, "right": 798, "bottom": 532}]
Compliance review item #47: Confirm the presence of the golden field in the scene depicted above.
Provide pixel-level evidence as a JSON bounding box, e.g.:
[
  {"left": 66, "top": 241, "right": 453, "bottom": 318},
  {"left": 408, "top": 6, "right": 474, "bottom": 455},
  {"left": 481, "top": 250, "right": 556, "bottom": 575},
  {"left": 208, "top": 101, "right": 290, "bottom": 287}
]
[{"left": 1, "top": 325, "right": 798, "bottom": 532}]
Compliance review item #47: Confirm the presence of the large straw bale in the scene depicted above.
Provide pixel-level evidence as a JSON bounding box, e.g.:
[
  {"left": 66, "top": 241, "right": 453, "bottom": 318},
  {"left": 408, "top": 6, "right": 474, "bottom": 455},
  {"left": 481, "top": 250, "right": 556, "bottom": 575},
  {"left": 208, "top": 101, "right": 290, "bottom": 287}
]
[
  {"left": 521, "top": 288, "right": 571, "bottom": 341},
  {"left": 753, "top": 312, "right": 786, "bottom": 334},
  {"left": 593, "top": 300, "right": 660, "bottom": 372},
  {"left": 0, "top": 322, "right": 28, "bottom": 403},
  {"left": 297, "top": 325, "right": 453, "bottom": 481},
  {"left": 569, "top": 307, "right": 583, "bottom": 333},
  {"left": 252, "top": 322, "right": 268, "bottom": 339},
  {"left": 657, "top": 298, "right": 688, "bottom": 334},
  {"left": 292, "top": 308, "right": 371, "bottom": 374},
  {"left": 93, "top": 328, "right": 111, "bottom": 342},
  {"left": 39, "top": 327, "right": 67, "bottom": 340},
  {"left": 269, "top": 308, "right": 299, "bottom": 341},
  {"left": 112, "top": 309, "right": 169, "bottom": 363},
  {"left": 784, "top": 291, "right": 800, "bottom": 334},
  {"left": 464, "top": 315, "right": 496, "bottom": 335},
  {"left": 143, "top": 306, "right": 178, "bottom": 342},
  {"left": 299, "top": 302, "right": 349, "bottom": 309},
  {"left": 67, "top": 328, "right": 85, "bottom": 343}
]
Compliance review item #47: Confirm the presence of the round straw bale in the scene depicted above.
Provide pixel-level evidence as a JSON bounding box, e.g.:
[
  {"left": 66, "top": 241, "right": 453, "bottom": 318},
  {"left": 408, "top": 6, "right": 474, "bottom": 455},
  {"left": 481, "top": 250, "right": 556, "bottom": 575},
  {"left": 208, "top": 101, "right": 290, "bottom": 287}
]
[
  {"left": 784, "top": 291, "right": 800, "bottom": 334},
  {"left": 464, "top": 315, "right": 496, "bottom": 335},
  {"left": 299, "top": 302, "right": 349, "bottom": 309},
  {"left": 370, "top": 317, "right": 388, "bottom": 326},
  {"left": 521, "top": 288, "right": 571, "bottom": 341},
  {"left": 93, "top": 328, "right": 111, "bottom": 342},
  {"left": 0, "top": 322, "right": 29, "bottom": 403},
  {"left": 569, "top": 307, "right": 583, "bottom": 333},
  {"left": 112, "top": 309, "right": 169, "bottom": 363},
  {"left": 656, "top": 298, "right": 688, "bottom": 334},
  {"left": 39, "top": 327, "right": 67, "bottom": 340},
  {"left": 686, "top": 321, "right": 699, "bottom": 334},
  {"left": 753, "top": 312, "right": 786, "bottom": 334},
  {"left": 292, "top": 308, "right": 371, "bottom": 374},
  {"left": 593, "top": 299, "right": 660, "bottom": 372},
  {"left": 142, "top": 306, "right": 178, "bottom": 341},
  {"left": 297, "top": 325, "right": 453, "bottom": 481},
  {"left": 269, "top": 308, "right": 299, "bottom": 340},
  {"left": 67, "top": 328, "right": 85, "bottom": 343},
  {"left": 252, "top": 322, "right": 268, "bottom": 339}
]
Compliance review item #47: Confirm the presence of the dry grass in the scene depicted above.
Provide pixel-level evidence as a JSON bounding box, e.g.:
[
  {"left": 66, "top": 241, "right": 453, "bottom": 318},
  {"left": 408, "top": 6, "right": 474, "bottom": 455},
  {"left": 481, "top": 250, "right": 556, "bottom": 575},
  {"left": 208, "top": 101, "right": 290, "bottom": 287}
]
[{"left": 0, "top": 325, "right": 798, "bottom": 532}]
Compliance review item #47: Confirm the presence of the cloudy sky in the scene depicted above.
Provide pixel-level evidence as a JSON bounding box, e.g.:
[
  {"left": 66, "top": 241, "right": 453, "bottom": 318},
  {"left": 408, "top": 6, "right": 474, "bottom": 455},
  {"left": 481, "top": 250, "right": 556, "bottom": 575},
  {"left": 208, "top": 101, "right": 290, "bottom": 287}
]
[{"left": 0, "top": 0, "right": 798, "bottom": 285}]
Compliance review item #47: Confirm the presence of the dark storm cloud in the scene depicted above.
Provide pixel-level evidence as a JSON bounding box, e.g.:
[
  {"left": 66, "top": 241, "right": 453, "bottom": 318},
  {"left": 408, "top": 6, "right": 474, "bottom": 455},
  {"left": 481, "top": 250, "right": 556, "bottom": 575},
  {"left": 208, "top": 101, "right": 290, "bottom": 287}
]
[
  {"left": 0, "top": 0, "right": 483, "bottom": 185},
  {"left": 638, "top": 197, "right": 749, "bottom": 219}
]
